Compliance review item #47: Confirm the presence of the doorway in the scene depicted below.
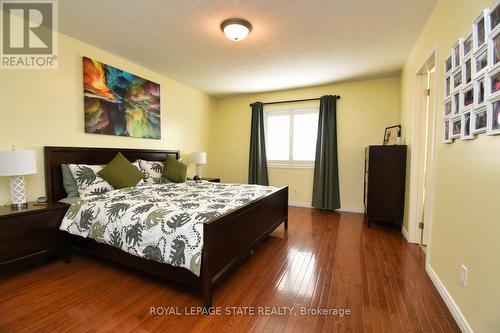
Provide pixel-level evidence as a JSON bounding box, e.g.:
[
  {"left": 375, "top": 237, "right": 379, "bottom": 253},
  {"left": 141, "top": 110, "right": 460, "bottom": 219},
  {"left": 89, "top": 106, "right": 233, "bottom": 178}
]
[{"left": 407, "top": 52, "right": 437, "bottom": 246}]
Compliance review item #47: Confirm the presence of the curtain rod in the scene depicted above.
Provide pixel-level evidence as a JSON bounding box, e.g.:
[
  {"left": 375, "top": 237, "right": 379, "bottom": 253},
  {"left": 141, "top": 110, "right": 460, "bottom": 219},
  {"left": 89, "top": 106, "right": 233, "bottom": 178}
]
[{"left": 249, "top": 96, "right": 340, "bottom": 107}]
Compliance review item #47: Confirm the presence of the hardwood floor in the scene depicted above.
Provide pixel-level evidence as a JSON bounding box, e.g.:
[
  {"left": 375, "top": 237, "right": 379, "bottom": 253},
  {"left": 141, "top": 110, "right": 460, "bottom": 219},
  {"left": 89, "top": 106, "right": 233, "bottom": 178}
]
[{"left": 0, "top": 207, "right": 459, "bottom": 332}]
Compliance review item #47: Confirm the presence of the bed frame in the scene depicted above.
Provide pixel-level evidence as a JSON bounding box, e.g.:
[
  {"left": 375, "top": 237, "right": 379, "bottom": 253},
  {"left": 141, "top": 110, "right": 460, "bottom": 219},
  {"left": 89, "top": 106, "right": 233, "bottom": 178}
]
[{"left": 44, "top": 146, "right": 288, "bottom": 308}]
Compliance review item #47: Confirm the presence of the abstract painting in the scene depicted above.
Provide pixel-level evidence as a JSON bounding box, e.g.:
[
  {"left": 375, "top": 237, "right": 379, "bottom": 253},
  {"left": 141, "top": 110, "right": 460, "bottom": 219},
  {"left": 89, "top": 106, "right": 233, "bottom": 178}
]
[{"left": 83, "top": 57, "right": 161, "bottom": 139}]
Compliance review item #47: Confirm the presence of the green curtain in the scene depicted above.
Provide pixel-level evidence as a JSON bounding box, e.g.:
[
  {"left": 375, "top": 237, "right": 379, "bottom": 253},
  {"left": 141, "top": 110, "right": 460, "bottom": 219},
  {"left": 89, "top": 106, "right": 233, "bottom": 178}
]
[
  {"left": 312, "top": 95, "right": 340, "bottom": 210},
  {"left": 248, "top": 102, "right": 269, "bottom": 185}
]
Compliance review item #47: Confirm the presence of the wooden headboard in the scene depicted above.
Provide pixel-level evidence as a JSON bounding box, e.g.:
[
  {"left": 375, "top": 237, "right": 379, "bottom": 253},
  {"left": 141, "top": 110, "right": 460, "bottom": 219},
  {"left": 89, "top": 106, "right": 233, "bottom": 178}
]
[{"left": 44, "top": 146, "right": 180, "bottom": 202}]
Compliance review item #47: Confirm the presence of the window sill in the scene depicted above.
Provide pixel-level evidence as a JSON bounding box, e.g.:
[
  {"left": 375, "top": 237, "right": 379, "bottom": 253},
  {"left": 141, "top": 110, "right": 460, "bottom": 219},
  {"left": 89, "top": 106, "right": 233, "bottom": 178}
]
[{"left": 268, "top": 163, "right": 315, "bottom": 169}]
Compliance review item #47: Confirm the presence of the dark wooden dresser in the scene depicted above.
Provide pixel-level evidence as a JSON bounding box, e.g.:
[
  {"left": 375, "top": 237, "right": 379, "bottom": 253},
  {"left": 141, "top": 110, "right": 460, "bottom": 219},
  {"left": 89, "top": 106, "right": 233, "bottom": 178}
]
[
  {"left": 364, "top": 145, "right": 407, "bottom": 228},
  {"left": 0, "top": 202, "right": 69, "bottom": 270}
]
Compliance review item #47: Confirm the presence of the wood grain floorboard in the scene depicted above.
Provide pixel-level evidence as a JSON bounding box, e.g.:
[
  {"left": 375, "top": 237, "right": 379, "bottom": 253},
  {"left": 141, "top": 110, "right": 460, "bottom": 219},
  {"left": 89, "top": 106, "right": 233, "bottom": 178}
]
[{"left": 0, "top": 207, "right": 460, "bottom": 333}]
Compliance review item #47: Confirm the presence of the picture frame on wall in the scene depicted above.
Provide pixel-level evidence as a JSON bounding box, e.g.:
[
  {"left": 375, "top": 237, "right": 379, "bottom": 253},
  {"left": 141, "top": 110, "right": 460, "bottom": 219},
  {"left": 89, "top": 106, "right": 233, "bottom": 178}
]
[
  {"left": 474, "top": 49, "right": 488, "bottom": 78},
  {"left": 462, "top": 85, "right": 474, "bottom": 111},
  {"left": 451, "top": 116, "right": 462, "bottom": 139},
  {"left": 488, "top": 28, "right": 500, "bottom": 72},
  {"left": 445, "top": 56, "right": 453, "bottom": 74},
  {"left": 452, "top": 91, "right": 461, "bottom": 116},
  {"left": 464, "top": 33, "right": 474, "bottom": 58},
  {"left": 383, "top": 125, "right": 401, "bottom": 145},
  {"left": 487, "top": 97, "right": 500, "bottom": 135},
  {"left": 452, "top": 68, "right": 462, "bottom": 91},
  {"left": 472, "top": 107, "right": 488, "bottom": 134},
  {"left": 452, "top": 39, "right": 463, "bottom": 69},
  {"left": 444, "top": 75, "right": 451, "bottom": 98},
  {"left": 444, "top": 97, "right": 452, "bottom": 117},
  {"left": 473, "top": 9, "right": 489, "bottom": 53},
  {"left": 461, "top": 111, "right": 474, "bottom": 140},
  {"left": 443, "top": 119, "right": 452, "bottom": 143},
  {"left": 464, "top": 57, "right": 473, "bottom": 85},
  {"left": 489, "top": 2, "right": 500, "bottom": 36},
  {"left": 487, "top": 65, "right": 500, "bottom": 100},
  {"left": 474, "top": 74, "right": 487, "bottom": 109}
]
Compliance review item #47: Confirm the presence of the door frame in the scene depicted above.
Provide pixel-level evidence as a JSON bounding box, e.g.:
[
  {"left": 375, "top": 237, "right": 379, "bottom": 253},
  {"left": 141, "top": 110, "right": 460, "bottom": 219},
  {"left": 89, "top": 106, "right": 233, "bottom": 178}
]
[{"left": 406, "top": 47, "right": 438, "bottom": 245}]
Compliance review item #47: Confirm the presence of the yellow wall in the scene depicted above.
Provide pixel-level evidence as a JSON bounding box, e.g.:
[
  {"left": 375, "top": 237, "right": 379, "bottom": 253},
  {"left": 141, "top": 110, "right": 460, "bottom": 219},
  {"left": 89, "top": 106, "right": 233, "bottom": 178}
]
[
  {"left": 0, "top": 32, "right": 215, "bottom": 204},
  {"left": 208, "top": 76, "right": 400, "bottom": 210},
  {"left": 400, "top": 0, "right": 500, "bottom": 331}
]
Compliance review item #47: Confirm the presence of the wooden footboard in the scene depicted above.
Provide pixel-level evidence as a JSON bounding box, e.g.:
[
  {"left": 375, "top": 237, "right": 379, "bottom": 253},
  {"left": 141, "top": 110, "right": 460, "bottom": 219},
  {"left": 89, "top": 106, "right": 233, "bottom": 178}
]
[{"left": 201, "top": 186, "right": 289, "bottom": 307}]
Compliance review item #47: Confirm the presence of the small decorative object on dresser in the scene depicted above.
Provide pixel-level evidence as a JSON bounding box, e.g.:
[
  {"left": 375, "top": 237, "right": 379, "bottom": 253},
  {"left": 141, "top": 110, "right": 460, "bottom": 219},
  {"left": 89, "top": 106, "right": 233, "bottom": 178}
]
[
  {"left": 0, "top": 149, "right": 37, "bottom": 209},
  {"left": 0, "top": 202, "right": 69, "bottom": 269},
  {"left": 364, "top": 145, "right": 407, "bottom": 228},
  {"left": 382, "top": 125, "right": 401, "bottom": 145},
  {"left": 190, "top": 152, "right": 207, "bottom": 181}
]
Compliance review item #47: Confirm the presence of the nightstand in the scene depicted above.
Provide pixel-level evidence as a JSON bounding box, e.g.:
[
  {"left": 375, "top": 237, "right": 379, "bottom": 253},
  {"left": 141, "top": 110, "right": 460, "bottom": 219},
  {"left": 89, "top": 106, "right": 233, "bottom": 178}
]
[
  {"left": 188, "top": 177, "right": 221, "bottom": 183},
  {"left": 0, "top": 202, "right": 69, "bottom": 269}
]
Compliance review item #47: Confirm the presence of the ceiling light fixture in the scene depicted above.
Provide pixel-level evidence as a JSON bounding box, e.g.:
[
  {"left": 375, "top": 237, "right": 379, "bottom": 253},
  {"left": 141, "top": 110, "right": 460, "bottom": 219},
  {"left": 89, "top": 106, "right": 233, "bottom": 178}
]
[{"left": 220, "top": 18, "right": 252, "bottom": 41}]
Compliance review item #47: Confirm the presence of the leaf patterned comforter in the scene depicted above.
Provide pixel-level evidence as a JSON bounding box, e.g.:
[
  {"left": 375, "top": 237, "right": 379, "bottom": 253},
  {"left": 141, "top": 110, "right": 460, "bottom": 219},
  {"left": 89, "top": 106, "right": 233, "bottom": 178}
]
[{"left": 60, "top": 182, "right": 278, "bottom": 276}]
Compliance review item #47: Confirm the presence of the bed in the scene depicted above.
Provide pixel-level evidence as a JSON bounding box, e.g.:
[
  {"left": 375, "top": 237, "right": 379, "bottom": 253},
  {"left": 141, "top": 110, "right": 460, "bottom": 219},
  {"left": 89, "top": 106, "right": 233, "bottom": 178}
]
[{"left": 44, "top": 146, "right": 288, "bottom": 308}]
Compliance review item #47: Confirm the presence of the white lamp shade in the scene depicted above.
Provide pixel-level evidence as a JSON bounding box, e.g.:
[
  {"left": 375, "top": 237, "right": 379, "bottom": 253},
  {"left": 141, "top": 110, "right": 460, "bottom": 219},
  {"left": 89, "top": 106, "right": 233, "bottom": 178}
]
[
  {"left": 0, "top": 150, "right": 37, "bottom": 176},
  {"left": 191, "top": 152, "right": 207, "bottom": 165}
]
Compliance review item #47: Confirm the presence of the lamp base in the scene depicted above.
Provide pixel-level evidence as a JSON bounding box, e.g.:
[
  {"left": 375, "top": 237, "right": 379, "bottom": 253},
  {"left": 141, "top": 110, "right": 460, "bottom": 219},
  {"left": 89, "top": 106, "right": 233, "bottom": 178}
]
[
  {"left": 10, "top": 175, "right": 28, "bottom": 210},
  {"left": 11, "top": 202, "right": 28, "bottom": 210}
]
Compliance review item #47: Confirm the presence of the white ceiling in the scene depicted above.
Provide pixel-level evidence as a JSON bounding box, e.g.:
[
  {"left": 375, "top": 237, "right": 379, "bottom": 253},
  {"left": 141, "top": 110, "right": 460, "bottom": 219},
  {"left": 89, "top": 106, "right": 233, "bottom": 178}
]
[{"left": 59, "top": 0, "right": 436, "bottom": 97}]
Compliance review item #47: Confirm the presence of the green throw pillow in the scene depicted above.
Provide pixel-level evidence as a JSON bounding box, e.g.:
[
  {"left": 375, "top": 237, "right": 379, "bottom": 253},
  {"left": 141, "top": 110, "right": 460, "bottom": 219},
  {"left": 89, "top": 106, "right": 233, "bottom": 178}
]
[
  {"left": 98, "top": 153, "right": 144, "bottom": 189},
  {"left": 163, "top": 156, "right": 187, "bottom": 183}
]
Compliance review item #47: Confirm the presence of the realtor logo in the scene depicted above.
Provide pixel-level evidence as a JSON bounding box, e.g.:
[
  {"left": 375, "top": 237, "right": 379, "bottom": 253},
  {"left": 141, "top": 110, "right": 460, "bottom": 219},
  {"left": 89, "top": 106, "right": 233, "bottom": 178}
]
[{"left": 1, "top": 0, "right": 58, "bottom": 69}]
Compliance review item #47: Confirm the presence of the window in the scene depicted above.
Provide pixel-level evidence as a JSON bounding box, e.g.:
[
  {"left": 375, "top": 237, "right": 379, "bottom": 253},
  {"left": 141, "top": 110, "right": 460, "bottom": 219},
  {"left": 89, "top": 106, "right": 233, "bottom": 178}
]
[{"left": 264, "top": 107, "right": 319, "bottom": 167}]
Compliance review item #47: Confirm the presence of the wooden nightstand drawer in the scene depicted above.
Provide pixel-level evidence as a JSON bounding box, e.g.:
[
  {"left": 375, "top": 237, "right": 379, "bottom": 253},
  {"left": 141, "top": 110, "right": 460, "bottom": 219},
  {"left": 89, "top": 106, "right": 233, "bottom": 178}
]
[
  {"left": 0, "top": 202, "right": 69, "bottom": 268},
  {"left": 0, "top": 229, "right": 65, "bottom": 263},
  {"left": 0, "top": 210, "right": 66, "bottom": 241}
]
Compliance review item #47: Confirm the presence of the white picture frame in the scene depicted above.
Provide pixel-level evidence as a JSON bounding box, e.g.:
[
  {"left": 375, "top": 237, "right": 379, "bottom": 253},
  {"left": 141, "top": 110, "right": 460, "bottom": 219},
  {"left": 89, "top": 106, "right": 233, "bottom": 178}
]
[
  {"left": 472, "top": 106, "right": 488, "bottom": 134},
  {"left": 444, "top": 97, "right": 452, "bottom": 118},
  {"left": 462, "top": 85, "right": 474, "bottom": 112},
  {"left": 445, "top": 56, "right": 453, "bottom": 74},
  {"left": 474, "top": 48, "right": 488, "bottom": 78},
  {"left": 463, "top": 56, "right": 473, "bottom": 86},
  {"left": 488, "top": 27, "right": 500, "bottom": 72},
  {"left": 489, "top": 2, "right": 500, "bottom": 37},
  {"left": 463, "top": 33, "right": 474, "bottom": 58},
  {"left": 452, "top": 91, "right": 461, "bottom": 116},
  {"left": 474, "top": 74, "right": 488, "bottom": 109},
  {"left": 452, "top": 67, "right": 463, "bottom": 92},
  {"left": 487, "top": 96, "right": 500, "bottom": 135},
  {"left": 487, "top": 65, "right": 500, "bottom": 100},
  {"left": 460, "top": 111, "right": 474, "bottom": 140},
  {"left": 473, "top": 9, "right": 490, "bottom": 53},
  {"left": 452, "top": 39, "right": 463, "bottom": 70},
  {"left": 444, "top": 75, "right": 451, "bottom": 99},
  {"left": 443, "top": 119, "right": 452, "bottom": 143},
  {"left": 450, "top": 116, "right": 462, "bottom": 139}
]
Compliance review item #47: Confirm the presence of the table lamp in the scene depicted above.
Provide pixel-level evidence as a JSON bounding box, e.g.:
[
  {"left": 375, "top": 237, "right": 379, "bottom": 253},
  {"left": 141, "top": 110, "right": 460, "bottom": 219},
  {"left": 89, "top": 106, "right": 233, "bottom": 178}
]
[
  {"left": 0, "top": 150, "right": 37, "bottom": 209},
  {"left": 191, "top": 152, "right": 207, "bottom": 181}
]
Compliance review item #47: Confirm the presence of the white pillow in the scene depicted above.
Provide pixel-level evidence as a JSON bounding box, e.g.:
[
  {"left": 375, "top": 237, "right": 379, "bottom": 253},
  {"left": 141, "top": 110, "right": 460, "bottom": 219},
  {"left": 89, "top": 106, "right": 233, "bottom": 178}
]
[
  {"left": 68, "top": 164, "right": 113, "bottom": 198},
  {"left": 138, "top": 159, "right": 165, "bottom": 184}
]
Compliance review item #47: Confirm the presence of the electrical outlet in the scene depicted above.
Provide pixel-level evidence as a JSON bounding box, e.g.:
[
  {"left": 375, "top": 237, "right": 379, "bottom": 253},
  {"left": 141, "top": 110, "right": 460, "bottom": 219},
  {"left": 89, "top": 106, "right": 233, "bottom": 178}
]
[{"left": 460, "top": 265, "right": 468, "bottom": 287}]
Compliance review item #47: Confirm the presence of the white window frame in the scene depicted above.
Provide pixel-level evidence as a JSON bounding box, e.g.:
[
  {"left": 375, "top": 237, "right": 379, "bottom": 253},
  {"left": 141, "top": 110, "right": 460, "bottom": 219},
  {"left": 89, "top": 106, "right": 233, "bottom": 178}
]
[{"left": 264, "top": 106, "right": 319, "bottom": 169}]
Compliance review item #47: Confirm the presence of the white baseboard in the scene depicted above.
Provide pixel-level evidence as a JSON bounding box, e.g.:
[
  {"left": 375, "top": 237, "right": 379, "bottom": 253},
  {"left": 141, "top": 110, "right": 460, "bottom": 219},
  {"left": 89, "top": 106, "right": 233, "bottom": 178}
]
[
  {"left": 288, "top": 202, "right": 364, "bottom": 214},
  {"left": 401, "top": 225, "right": 409, "bottom": 240},
  {"left": 425, "top": 264, "right": 473, "bottom": 333},
  {"left": 337, "top": 207, "right": 365, "bottom": 214},
  {"left": 288, "top": 201, "right": 312, "bottom": 208}
]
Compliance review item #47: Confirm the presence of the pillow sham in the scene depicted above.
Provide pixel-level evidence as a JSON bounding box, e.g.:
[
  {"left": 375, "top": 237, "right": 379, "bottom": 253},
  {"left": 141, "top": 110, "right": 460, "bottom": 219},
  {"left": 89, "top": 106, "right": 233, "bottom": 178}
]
[
  {"left": 162, "top": 156, "right": 187, "bottom": 183},
  {"left": 138, "top": 159, "right": 165, "bottom": 184},
  {"left": 98, "top": 153, "right": 144, "bottom": 189},
  {"left": 68, "top": 164, "right": 114, "bottom": 198},
  {"left": 61, "top": 164, "right": 79, "bottom": 198}
]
